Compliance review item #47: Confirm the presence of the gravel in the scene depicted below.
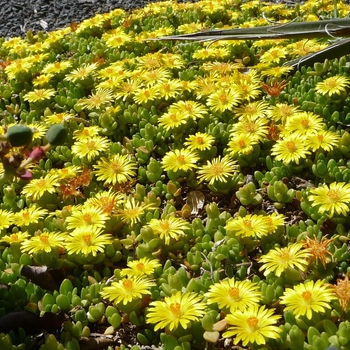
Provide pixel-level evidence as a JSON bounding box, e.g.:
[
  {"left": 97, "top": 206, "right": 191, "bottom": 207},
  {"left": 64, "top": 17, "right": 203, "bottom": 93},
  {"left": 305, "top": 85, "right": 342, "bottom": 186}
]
[{"left": 0, "top": 0, "right": 198, "bottom": 39}]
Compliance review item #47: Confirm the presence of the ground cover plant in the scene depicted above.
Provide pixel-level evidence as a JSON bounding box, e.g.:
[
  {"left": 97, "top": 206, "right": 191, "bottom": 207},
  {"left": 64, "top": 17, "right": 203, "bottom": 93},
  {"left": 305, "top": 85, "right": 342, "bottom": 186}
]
[{"left": 1, "top": 0, "right": 350, "bottom": 349}]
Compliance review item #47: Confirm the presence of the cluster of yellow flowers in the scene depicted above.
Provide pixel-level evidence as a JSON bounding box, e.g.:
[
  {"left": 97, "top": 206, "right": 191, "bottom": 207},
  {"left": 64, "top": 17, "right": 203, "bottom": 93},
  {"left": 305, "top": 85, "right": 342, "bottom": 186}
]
[{"left": 1, "top": 0, "right": 350, "bottom": 348}]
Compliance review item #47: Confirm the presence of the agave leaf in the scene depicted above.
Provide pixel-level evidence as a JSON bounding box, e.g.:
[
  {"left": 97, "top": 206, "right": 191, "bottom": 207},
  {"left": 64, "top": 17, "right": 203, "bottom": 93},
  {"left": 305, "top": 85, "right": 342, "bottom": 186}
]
[
  {"left": 284, "top": 38, "right": 350, "bottom": 70},
  {"left": 152, "top": 18, "right": 350, "bottom": 42}
]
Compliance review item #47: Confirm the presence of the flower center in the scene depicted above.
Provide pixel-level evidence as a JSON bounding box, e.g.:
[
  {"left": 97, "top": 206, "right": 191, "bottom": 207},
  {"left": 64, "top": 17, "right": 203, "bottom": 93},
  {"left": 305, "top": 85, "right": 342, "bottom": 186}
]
[
  {"left": 11, "top": 234, "right": 18, "bottom": 241},
  {"left": 247, "top": 316, "right": 259, "bottom": 330},
  {"left": 111, "top": 163, "right": 122, "bottom": 173},
  {"left": 302, "top": 291, "right": 312, "bottom": 301},
  {"left": 177, "top": 155, "right": 185, "bottom": 164},
  {"left": 301, "top": 119, "right": 309, "bottom": 128},
  {"left": 228, "top": 287, "right": 240, "bottom": 299},
  {"left": 40, "top": 234, "right": 49, "bottom": 244},
  {"left": 122, "top": 279, "right": 134, "bottom": 291},
  {"left": 219, "top": 94, "right": 228, "bottom": 104},
  {"left": 169, "top": 302, "right": 181, "bottom": 317},
  {"left": 238, "top": 140, "right": 246, "bottom": 148},
  {"left": 243, "top": 219, "right": 252, "bottom": 228},
  {"left": 244, "top": 123, "right": 256, "bottom": 133},
  {"left": 286, "top": 141, "right": 297, "bottom": 152},
  {"left": 160, "top": 221, "right": 170, "bottom": 230},
  {"left": 99, "top": 198, "right": 114, "bottom": 213},
  {"left": 327, "top": 78, "right": 337, "bottom": 88},
  {"left": 83, "top": 214, "right": 92, "bottom": 224},
  {"left": 82, "top": 234, "right": 92, "bottom": 245},
  {"left": 136, "top": 263, "right": 145, "bottom": 271},
  {"left": 87, "top": 141, "right": 96, "bottom": 150},
  {"left": 210, "top": 163, "right": 224, "bottom": 176},
  {"left": 278, "top": 248, "right": 290, "bottom": 260},
  {"left": 327, "top": 189, "right": 340, "bottom": 202},
  {"left": 317, "top": 134, "right": 324, "bottom": 142},
  {"left": 196, "top": 137, "right": 204, "bottom": 144}
]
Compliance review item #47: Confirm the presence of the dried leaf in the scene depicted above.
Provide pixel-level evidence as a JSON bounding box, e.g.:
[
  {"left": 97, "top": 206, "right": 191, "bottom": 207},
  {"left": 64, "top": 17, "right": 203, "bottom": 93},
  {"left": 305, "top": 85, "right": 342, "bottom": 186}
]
[
  {"left": 186, "top": 191, "right": 205, "bottom": 215},
  {"left": 21, "top": 265, "right": 65, "bottom": 291},
  {"left": 0, "top": 311, "right": 66, "bottom": 335},
  {"left": 203, "top": 330, "right": 220, "bottom": 343}
]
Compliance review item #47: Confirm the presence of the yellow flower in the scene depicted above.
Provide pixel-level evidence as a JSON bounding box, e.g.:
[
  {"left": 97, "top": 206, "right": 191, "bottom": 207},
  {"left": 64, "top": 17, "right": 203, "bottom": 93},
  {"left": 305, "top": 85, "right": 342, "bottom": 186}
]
[
  {"left": 264, "top": 213, "right": 286, "bottom": 234},
  {"left": 13, "top": 206, "right": 48, "bottom": 227},
  {"left": 261, "top": 65, "right": 294, "bottom": 78},
  {"left": 197, "top": 155, "right": 238, "bottom": 185},
  {"left": 283, "top": 112, "right": 324, "bottom": 136},
  {"left": 158, "top": 111, "right": 188, "bottom": 130},
  {"left": 268, "top": 103, "right": 300, "bottom": 124},
  {"left": 315, "top": 75, "right": 350, "bottom": 97},
  {"left": 27, "top": 123, "right": 48, "bottom": 140},
  {"left": 146, "top": 216, "right": 190, "bottom": 244},
  {"left": 77, "top": 89, "right": 114, "bottom": 110},
  {"left": 101, "top": 276, "right": 154, "bottom": 305},
  {"left": 0, "top": 231, "right": 29, "bottom": 245},
  {"left": 155, "top": 79, "right": 183, "bottom": 100},
  {"left": 103, "top": 30, "right": 132, "bottom": 48},
  {"left": 205, "top": 277, "right": 261, "bottom": 313},
  {"left": 202, "top": 61, "right": 243, "bottom": 75},
  {"left": 65, "top": 63, "right": 98, "bottom": 82},
  {"left": 225, "top": 214, "right": 269, "bottom": 238},
  {"left": 23, "top": 88, "right": 56, "bottom": 102},
  {"left": 5, "top": 59, "right": 32, "bottom": 79},
  {"left": 21, "top": 175, "right": 59, "bottom": 201},
  {"left": 231, "top": 118, "right": 269, "bottom": 142},
  {"left": 259, "top": 243, "right": 311, "bottom": 277},
  {"left": 161, "top": 53, "right": 186, "bottom": 70},
  {"left": 66, "top": 206, "right": 109, "bottom": 231},
  {"left": 193, "top": 47, "right": 230, "bottom": 60},
  {"left": 43, "top": 60, "right": 72, "bottom": 75},
  {"left": 115, "top": 79, "right": 141, "bottom": 101},
  {"left": 260, "top": 46, "right": 288, "bottom": 64},
  {"left": 49, "top": 166, "right": 80, "bottom": 180},
  {"left": 271, "top": 136, "right": 311, "bottom": 164},
  {"left": 44, "top": 112, "right": 74, "bottom": 125},
  {"left": 234, "top": 101, "right": 270, "bottom": 120},
  {"left": 93, "top": 154, "right": 137, "bottom": 185},
  {"left": 184, "top": 132, "right": 215, "bottom": 151},
  {"left": 71, "top": 136, "right": 110, "bottom": 162},
  {"left": 162, "top": 148, "right": 198, "bottom": 172},
  {"left": 133, "top": 86, "right": 159, "bottom": 104},
  {"left": 280, "top": 280, "right": 337, "bottom": 319},
  {"left": 206, "top": 89, "right": 241, "bottom": 113},
  {"left": 228, "top": 134, "right": 258, "bottom": 156},
  {"left": 73, "top": 126, "right": 102, "bottom": 141},
  {"left": 76, "top": 13, "right": 106, "bottom": 33},
  {"left": 178, "top": 22, "right": 205, "bottom": 34},
  {"left": 305, "top": 130, "right": 340, "bottom": 152},
  {"left": 168, "top": 100, "right": 208, "bottom": 120},
  {"left": 140, "top": 68, "right": 171, "bottom": 86},
  {"left": 65, "top": 227, "right": 112, "bottom": 256},
  {"left": 85, "top": 190, "right": 123, "bottom": 215},
  {"left": 223, "top": 305, "right": 282, "bottom": 346},
  {"left": 0, "top": 209, "right": 15, "bottom": 230},
  {"left": 33, "top": 74, "right": 54, "bottom": 87},
  {"left": 115, "top": 196, "right": 156, "bottom": 227},
  {"left": 309, "top": 182, "right": 350, "bottom": 217},
  {"left": 121, "top": 258, "right": 161, "bottom": 277},
  {"left": 21, "top": 231, "right": 66, "bottom": 254},
  {"left": 147, "top": 291, "right": 206, "bottom": 331}
]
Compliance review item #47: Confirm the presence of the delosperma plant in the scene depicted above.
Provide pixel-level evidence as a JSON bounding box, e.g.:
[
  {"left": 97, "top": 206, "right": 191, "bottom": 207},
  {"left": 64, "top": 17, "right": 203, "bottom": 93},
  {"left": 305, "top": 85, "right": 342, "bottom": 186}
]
[{"left": 2, "top": 0, "right": 350, "bottom": 349}]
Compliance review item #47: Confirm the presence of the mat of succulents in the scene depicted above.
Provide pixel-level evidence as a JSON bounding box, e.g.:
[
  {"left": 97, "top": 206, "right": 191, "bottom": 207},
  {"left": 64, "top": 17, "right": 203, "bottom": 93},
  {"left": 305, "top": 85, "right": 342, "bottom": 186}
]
[{"left": 1, "top": 0, "right": 350, "bottom": 350}]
